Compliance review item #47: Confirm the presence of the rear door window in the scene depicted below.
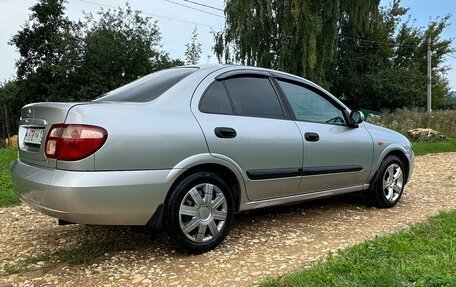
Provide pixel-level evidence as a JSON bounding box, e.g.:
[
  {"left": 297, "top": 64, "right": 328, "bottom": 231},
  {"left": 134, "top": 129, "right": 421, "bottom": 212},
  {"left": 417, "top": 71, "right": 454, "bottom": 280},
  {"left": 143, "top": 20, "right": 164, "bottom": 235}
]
[
  {"left": 199, "top": 81, "right": 234, "bottom": 114},
  {"left": 95, "top": 67, "right": 198, "bottom": 102},
  {"left": 223, "top": 77, "right": 285, "bottom": 119}
]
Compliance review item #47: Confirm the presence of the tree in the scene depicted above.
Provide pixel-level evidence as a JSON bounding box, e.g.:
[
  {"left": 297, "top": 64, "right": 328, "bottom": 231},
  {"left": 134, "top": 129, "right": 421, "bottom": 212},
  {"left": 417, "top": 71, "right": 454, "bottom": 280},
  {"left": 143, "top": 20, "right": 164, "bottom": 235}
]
[
  {"left": 9, "top": 0, "right": 80, "bottom": 103},
  {"left": 74, "top": 4, "right": 176, "bottom": 100},
  {"left": 215, "top": 0, "right": 454, "bottom": 110},
  {"left": 185, "top": 26, "right": 202, "bottom": 65},
  {"left": 333, "top": 1, "right": 454, "bottom": 110},
  {"left": 333, "top": 1, "right": 402, "bottom": 109},
  {"left": 213, "top": 0, "right": 360, "bottom": 88},
  {"left": 70, "top": 4, "right": 185, "bottom": 101},
  {"left": 10, "top": 1, "right": 184, "bottom": 103},
  {"left": 0, "top": 81, "right": 20, "bottom": 143}
]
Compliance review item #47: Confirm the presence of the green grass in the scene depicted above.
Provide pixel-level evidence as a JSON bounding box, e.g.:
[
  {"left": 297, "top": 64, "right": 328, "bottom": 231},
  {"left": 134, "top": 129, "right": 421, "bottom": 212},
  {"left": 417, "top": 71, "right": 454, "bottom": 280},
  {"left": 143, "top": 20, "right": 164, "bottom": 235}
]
[
  {"left": 260, "top": 210, "right": 456, "bottom": 287},
  {"left": 19, "top": 254, "right": 51, "bottom": 268},
  {"left": 3, "top": 264, "right": 20, "bottom": 274},
  {"left": 0, "top": 148, "right": 19, "bottom": 207},
  {"left": 412, "top": 139, "right": 456, "bottom": 156},
  {"left": 3, "top": 254, "right": 51, "bottom": 274}
]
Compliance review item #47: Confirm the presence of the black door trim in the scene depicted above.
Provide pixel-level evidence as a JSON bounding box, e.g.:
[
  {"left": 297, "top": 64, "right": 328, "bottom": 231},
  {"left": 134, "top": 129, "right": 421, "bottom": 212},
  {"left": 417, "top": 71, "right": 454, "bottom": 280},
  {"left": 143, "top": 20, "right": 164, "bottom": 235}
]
[
  {"left": 246, "top": 165, "right": 363, "bottom": 180},
  {"left": 246, "top": 168, "right": 300, "bottom": 180},
  {"left": 301, "top": 165, "right": 363, "bottom": 176}
]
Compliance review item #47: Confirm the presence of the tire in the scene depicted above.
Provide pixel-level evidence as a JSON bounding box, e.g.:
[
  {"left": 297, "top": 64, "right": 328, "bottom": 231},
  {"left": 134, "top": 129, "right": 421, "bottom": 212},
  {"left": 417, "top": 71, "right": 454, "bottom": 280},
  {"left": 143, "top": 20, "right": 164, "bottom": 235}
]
[
  {"left": 369, "top": 155, "right": 405, "bottom": 208},
  {"left": 163, "top": 171, "right": 235, "bottom": 254}
]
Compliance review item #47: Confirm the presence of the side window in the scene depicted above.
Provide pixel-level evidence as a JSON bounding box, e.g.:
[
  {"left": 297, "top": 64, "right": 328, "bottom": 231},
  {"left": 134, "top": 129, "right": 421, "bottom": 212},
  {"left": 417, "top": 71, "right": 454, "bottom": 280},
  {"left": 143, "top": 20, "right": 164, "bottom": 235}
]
[
  {"left": 277, "top": 80, "right": 346, "bottom": 125},
  {"left": 199, "top": 81, "right": 234, "bottom": 114},
  {"left": 223, "top": 77, "right": 285, "bottom": 119}
]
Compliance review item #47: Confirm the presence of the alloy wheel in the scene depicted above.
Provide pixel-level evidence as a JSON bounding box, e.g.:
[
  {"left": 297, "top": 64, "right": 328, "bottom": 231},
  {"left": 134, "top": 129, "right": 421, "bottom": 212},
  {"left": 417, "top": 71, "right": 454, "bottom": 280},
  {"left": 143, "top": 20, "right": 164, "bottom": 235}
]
[{"left": 382, "top": 163, "right": 404, "bottom": 202}]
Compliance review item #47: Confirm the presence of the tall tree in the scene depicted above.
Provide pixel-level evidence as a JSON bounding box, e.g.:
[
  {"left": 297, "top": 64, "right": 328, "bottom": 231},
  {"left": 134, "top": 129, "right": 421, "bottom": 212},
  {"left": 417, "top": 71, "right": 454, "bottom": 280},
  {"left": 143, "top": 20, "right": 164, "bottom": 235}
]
[
  {"left": 185, "top": 26, "right": 202, "bottom": 65},
  {"left": 215, "top": 0, "right": 454, "bottom": 110},
  {"left": 74, "top": 4, "right": 173, "bottom": 100},
  {"left": 333, "top": 0, "right": 395, "bottom": 109},
  {"left": 9, "top": 0, "right": 79, "bottom": 102},
  {"left": 213, "top": 0, "right": 372, "bottom": 88},
  {"left": 73, "top": 4, "right": 185, "bottom": 101},
  {"left": 10, "top": 1, "right": 184, "bottom": 103},
  {"left": 333, "top": 1, "right": 454, "bottom": 110},
  {"left": 0, "top": 81, "right": 19, "bottom": 143}
]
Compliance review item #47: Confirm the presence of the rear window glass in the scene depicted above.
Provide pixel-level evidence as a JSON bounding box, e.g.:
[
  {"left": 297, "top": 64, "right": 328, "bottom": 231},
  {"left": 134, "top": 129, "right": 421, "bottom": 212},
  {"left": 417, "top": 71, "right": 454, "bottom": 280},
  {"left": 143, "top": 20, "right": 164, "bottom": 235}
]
[{"left": 95, "top": 67, "right": 198, "bottom": 102}]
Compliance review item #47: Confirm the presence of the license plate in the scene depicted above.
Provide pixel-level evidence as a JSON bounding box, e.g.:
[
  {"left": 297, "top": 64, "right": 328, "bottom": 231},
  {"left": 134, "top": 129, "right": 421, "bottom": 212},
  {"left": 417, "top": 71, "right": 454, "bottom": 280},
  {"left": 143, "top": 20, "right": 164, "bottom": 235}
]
[{"left": 24, "top": 128, "right": 44, "bottom": 145}]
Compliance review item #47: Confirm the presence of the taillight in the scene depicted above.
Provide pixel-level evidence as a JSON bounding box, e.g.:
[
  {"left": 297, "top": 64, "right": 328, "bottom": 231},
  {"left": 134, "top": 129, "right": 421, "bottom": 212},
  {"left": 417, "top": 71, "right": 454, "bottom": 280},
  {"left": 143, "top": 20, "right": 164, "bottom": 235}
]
[{"left": 45, "top": 124, "right": 107, "bottom": 161}]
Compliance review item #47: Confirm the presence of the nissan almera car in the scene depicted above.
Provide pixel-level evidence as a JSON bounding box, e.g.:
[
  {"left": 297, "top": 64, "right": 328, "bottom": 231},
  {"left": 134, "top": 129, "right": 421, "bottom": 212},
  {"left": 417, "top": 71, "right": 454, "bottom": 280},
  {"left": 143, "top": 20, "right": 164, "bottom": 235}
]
[{"left": 12, "top": 65, "right": 414, "bottom": 253}]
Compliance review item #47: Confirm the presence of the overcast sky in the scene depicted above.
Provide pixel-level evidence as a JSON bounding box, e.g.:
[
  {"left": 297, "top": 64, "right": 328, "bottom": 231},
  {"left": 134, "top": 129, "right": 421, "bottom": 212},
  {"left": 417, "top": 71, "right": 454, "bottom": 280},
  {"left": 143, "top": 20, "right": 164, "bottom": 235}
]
[{"left": 0, "top": 0, "right": 455, "bottom": 90}]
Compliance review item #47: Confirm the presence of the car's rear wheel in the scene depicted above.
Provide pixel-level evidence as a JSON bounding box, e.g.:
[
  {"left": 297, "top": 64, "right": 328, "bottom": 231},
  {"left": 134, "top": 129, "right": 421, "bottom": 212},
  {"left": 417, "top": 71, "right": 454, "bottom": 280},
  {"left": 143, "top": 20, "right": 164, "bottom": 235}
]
[
  {"left": 369, "top": 155, "right": 405, "bottom": 208},
  {"left": 163, "top": 172, "right": 235, "bottom": 254}
]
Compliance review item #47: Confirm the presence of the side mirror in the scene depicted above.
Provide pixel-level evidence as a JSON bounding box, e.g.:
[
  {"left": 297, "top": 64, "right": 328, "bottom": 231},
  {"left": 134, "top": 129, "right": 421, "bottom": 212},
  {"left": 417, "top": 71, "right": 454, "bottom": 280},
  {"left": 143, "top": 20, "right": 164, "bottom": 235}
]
[{"left": 349, "top": 110, "right": 364, "bottom": 125}]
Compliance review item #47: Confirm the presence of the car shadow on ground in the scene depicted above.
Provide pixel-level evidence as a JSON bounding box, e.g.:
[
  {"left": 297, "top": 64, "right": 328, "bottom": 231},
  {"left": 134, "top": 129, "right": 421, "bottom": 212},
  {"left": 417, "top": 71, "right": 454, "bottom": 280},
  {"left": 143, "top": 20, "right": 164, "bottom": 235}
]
[{"left": 237, "top": 191, "right": 369, "bottom": 220}]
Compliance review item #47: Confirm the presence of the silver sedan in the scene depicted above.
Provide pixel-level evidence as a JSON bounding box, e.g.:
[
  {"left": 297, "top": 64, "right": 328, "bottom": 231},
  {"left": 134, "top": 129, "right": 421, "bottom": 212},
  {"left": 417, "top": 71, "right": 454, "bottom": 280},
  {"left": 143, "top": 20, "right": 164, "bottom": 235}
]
[{"left": 12, "top": 65, "right": 414, "bottom": 253}]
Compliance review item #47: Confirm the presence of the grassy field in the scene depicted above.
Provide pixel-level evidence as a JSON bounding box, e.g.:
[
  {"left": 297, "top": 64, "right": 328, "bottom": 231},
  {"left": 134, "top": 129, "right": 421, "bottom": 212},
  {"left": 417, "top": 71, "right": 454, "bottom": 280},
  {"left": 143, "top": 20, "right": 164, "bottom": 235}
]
[
  {"left": 366, "top": 109, "right": 456, "bottom": 155},
  {"left": 0, "top": 148, "right": 19, "bottom": 207},
  {"left": 413, "top": 139, "right": 456, "bottom": 156},
  {"left": 260, "top": 210, "right": 456, "bottom": 287},
  {"left": 366, "top": 109, "right": 456, "bottom": 138}
]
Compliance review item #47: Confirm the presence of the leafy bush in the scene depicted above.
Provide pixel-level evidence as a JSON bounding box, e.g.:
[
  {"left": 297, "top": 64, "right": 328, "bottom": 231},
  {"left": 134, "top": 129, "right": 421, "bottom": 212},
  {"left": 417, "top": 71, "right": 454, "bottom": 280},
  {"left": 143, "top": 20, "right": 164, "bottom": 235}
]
[{"left": 366, "top": 109, "right": 456, "bottom": 138}]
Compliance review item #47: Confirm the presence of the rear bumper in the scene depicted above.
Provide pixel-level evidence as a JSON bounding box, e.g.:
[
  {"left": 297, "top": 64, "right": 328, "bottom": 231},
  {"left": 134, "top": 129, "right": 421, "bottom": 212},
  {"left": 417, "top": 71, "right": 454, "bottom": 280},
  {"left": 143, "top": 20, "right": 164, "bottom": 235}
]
[{"left": 11, "top": 160, "right": 175, "bottom": 225}]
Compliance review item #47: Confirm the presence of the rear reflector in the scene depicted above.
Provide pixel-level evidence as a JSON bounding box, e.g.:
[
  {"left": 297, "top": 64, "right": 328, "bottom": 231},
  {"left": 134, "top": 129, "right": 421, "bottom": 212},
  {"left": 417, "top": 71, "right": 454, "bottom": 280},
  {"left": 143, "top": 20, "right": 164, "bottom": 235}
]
[{"left": 45, "top": 124, "right": 107, "bottom": 161}]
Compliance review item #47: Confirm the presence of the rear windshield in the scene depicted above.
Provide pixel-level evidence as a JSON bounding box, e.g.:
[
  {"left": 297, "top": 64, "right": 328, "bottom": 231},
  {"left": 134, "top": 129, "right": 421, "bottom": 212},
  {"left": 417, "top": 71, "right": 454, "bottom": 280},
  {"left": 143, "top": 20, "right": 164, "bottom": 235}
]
[{"left": 94, "top": 67, "right": 198, "bottom": 102}]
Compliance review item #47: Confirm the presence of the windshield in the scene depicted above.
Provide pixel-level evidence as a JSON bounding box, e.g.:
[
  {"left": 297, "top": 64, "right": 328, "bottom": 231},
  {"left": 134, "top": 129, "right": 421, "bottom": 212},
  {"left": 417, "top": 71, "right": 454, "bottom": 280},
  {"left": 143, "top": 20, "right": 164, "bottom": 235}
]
[{"left": 94, "top": 67, "right": 198, "bottom": 102}]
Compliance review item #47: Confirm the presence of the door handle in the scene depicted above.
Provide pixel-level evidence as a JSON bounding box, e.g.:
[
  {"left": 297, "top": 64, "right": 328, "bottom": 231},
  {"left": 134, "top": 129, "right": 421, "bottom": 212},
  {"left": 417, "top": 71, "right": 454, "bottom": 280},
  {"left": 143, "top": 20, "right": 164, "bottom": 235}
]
[
  {"left": 214, "top": 127, "right": 237, "bottom": 139},
  {"left": 304, "top": 132, "right": 319, "bottom": 142}
]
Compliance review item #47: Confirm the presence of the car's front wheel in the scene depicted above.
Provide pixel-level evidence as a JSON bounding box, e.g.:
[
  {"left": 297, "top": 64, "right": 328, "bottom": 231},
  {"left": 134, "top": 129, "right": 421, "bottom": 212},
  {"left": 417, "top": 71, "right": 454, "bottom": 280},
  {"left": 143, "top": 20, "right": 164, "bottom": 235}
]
[
  {"left": 369, "top": 155, "right": 405, "bottom": 208},
  {"left": 163, "top": 172, "right": 235, "bottom": 254}
]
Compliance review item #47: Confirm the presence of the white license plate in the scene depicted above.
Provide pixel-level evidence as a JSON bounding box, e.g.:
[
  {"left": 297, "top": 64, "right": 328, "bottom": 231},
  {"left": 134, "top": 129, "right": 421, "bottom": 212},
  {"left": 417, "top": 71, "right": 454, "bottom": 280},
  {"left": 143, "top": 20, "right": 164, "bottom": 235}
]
[{"left": 24, "top": 128, "right": 44, "bottom": 145}]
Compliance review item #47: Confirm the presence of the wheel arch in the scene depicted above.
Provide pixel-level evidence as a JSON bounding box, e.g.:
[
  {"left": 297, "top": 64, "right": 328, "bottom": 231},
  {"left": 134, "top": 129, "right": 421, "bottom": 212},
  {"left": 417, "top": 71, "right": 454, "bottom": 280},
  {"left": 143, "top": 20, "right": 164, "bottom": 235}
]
[
  {"left": 146, "top": 154, "right": 246, "bottom": 228},
  {"left": 165, "top": 163, "right": 242, "bottom": 213},
  {"left": 373, "top": 146, "right": 411, "bottom": 185}
]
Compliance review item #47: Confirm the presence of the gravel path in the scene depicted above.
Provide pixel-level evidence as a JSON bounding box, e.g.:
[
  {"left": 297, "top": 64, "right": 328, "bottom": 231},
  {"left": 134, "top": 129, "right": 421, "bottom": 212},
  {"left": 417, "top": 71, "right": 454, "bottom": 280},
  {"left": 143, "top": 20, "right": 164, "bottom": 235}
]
[{"left": 1, "top": 153, "right": 455, "bottom": 287}]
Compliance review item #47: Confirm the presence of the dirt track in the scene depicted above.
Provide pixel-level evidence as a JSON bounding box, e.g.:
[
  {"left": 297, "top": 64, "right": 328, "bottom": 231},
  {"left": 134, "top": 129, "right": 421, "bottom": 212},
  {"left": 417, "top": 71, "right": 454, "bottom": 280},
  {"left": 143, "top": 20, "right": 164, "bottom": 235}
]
[{"left": 1, "top": 153, "right": 455, "bottom": 287}]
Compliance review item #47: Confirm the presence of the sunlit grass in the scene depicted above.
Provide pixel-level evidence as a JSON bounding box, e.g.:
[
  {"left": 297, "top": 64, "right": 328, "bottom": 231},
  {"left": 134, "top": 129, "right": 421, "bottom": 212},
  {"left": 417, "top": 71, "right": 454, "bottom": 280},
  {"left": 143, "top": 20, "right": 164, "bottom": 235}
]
[
  {"left": 261, "top": 210, "right": 456, "bottom": 287},
  {"left": 0, "top": 148, "right": 19, "bottom": 207},
  {"left": 412, "top": 139, "right": 456, "bottom": 156}
]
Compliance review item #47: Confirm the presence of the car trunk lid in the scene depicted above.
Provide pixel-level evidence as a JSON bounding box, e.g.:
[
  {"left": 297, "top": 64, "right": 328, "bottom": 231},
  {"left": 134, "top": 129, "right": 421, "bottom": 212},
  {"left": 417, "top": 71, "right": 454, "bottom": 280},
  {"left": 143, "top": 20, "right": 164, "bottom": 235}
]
[{"left": 17, "top": 102, "right": 85, "bottom": 168}]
